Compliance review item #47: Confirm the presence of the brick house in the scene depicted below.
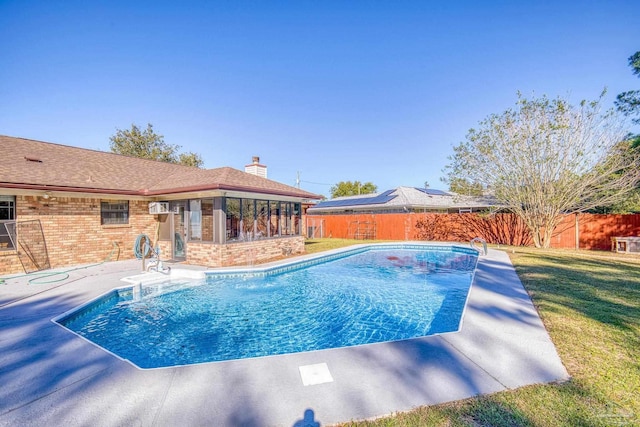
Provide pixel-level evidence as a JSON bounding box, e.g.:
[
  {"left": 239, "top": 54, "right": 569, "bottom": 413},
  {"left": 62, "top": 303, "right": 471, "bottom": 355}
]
[{"left": 0, "top": 135, "right": 320, "bottom": 275}]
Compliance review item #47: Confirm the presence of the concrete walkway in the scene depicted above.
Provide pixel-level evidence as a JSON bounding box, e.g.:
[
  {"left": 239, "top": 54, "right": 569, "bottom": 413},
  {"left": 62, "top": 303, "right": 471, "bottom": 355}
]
[{"left": 0, "top": 249, "right": 568, "bottom": 427}]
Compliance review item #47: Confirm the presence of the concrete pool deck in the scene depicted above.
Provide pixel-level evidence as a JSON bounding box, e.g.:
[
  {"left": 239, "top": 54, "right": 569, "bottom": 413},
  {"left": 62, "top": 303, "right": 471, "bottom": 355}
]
[{"left": 0, "top": 248, "right": 569, "bottom": 426}]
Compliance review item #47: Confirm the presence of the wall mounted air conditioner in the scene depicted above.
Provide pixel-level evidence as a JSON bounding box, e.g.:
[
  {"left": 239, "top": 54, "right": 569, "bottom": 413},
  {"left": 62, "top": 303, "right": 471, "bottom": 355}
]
[{"left": 148, "top": 202, "right": 170, "bottom": 214}]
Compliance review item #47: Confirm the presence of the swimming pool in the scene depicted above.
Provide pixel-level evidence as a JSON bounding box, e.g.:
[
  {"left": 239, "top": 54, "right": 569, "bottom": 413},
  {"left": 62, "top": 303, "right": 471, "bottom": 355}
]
[{"left": 55, "top": 244, "right": 478, "bottom": 369}]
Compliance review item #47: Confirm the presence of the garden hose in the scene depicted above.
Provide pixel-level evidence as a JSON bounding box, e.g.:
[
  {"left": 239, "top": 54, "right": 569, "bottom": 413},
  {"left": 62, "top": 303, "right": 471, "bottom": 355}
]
[
  {"left": 1, "top": 242, "right": 120, "bottom": 286},
  {"left": 133, "top": 234, "right": 153, "bottom": 259}
]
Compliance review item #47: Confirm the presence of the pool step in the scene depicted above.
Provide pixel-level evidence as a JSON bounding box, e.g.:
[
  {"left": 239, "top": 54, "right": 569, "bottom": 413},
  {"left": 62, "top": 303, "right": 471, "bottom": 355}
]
[{"left": 121, "top": 271, "right": 169, "bottom": 285}]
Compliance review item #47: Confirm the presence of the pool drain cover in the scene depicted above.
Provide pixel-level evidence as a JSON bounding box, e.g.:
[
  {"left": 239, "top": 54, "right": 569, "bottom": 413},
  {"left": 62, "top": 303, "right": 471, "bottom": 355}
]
[{"left": 299, "top": 363, "right": 333, "bottom": 386}]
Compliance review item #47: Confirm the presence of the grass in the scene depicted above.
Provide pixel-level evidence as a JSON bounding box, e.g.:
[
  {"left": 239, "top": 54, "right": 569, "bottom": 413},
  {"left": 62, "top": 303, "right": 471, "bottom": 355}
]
[{"left": 304, "top": 239, "right": 640, "bottom": 427}]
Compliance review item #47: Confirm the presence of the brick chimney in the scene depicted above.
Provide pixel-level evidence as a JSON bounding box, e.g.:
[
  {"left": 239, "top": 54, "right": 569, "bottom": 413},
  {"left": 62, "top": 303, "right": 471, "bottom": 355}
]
[{"left": 245, "top": 156, "right": 267, "bottom": 178}]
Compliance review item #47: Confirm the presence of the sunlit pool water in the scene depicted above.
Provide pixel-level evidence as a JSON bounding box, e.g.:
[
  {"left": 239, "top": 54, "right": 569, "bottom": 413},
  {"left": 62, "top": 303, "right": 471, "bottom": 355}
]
[{"left": 56, "top": 244, "right": 478, "bottom": 369}]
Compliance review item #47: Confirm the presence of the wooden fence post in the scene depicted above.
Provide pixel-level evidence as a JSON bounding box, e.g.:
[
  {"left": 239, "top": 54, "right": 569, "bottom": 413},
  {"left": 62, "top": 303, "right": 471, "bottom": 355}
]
[{"left": 575, "top": 213, "right": 579, "bottom": 250}]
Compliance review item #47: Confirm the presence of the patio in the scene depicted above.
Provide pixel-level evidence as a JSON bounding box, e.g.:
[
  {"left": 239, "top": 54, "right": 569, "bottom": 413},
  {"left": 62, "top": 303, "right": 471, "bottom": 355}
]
[{"left": 0, "top": 249, "right": 568, "bottom": 426}]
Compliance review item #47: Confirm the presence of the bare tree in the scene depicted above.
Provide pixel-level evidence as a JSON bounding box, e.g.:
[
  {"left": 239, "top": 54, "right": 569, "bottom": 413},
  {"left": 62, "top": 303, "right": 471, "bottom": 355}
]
[
  {"left": 414, "top": 214, "right": 452, "bottom": 241},
  {"left": 445, "top": 92, "right": 640, "bottom": 248}
]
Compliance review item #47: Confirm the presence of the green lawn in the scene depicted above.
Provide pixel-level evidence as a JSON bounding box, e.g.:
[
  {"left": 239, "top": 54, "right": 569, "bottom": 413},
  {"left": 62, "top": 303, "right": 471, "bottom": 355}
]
[{"left": 304, "top": 239, "right": 640, "bottom": 427}]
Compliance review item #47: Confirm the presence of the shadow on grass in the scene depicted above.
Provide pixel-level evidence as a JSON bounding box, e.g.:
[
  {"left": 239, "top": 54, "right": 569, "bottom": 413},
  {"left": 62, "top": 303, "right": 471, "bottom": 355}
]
[
  {"left": 512, "top": 252, "right": 640, "bottom": 333},
  {"left": 342, "top": 378, "right": 637, "bottom": 427},
  {"left": 457, "top": 379, "right": 637, "bottom": 427},
  {"left": 461, "top": 395, "right": 533, "bottom": 427}
]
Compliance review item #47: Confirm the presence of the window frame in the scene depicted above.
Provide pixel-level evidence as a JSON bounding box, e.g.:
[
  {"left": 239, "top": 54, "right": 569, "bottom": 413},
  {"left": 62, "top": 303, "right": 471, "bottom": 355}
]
[
  {"left": 223, "top": 197, "right": 302, "bottom": 243},
  {"left": 0, "top": 195, "right": 16, "bottom": 250},
  {"left": 100, "top": 200, "right": 130, "bottom": 225},
  {"left": 225, "top": 198, "right": 241, "bottom": 241}
]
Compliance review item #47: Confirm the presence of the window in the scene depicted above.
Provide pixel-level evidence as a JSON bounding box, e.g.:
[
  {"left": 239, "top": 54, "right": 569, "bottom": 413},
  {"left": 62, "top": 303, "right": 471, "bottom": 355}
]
[
  {"left": 186, "top": 199, "right": 214, "bottom": 242},
  {"left": 256, "top": 200, "right": 269, "bottom": 238},
  {"left": 0, "top": 195, "right": 16, "bottom": 250},
  {"left": 293, "top": 203, "right": 301, "bottom": 235},
  {"left": 201, "top": 199, "right": 214, "bottom": 242},
  {"left": 100, "top": 200, "right": 129, "bottom": 225},
  {"left": 241, "top": 199, "right": 255, "bottom": 238},
  {"left": 0, "top": 196, "right": 15, "bottom": 221},
  {"left": 270, "top": 201, "right": 280, "bottom": 237},
  {"left": 188, "top": 200, "right": 202, "bottom": 241},
  {"left": 225, "top": 198, "right": 241, "bottom": 240},
  {"left": 280, "top": 202, "right": 292, "bottom": 235},
  {"left": 223, "top": 197, "right": 302, "bottom": 242}
]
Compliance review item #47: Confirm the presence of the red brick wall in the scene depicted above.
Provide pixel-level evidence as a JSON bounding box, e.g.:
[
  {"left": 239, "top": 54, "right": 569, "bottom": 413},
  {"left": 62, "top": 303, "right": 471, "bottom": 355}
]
[
  {"left": 156, "top": 240, "right": 173, "bottom": 262},
  {"left": 0, "top": 249, "right": 21, "bottom": 275},
  {"left": 1, "top": 195, "right": 310, "bottom": 276},
  {"left": 186, "top": 236, "right": 305, "bottom": 267},
  {"left": 1, "top": 196, "right": 157, "bottom": 276}
]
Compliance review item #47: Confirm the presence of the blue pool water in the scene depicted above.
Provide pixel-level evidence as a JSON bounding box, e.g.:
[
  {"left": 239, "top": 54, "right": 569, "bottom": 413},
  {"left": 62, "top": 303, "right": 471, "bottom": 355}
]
[{"left": 58, "top": 245, "right": 478, "bottom": 369}]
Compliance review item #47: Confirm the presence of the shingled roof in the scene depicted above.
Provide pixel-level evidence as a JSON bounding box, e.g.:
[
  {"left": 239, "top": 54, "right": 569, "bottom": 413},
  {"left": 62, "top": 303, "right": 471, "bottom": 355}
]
[{"left": 0, "top": 135, "right": 320, "bottom": 199}]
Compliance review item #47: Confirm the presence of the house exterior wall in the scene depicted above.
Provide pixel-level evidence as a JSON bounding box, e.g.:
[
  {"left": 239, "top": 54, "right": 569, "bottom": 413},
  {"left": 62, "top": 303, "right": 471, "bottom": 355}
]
[
  {"left": 156, "top": 240, "right": 173, "bottom": 263},
  {"left": 153, "top": 198, "right": 307, "bottom": 268},
  {"left": 1, "top": 194, "right": 308, "bottom": 277},
  {"left": 186, "top": 236, "right": 305, "bottom": 267},
  {"left": 0, "top": 196, "right": 157, "bottom": 276},
  {"left": 0, "top": 248, "right": 21, "bottom": 275}
]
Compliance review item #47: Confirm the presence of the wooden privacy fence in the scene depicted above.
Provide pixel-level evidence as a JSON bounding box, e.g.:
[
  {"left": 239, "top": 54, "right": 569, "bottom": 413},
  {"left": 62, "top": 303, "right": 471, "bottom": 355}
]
[{"left": 306, "top": 213, "right": 640, "bottom": 250}]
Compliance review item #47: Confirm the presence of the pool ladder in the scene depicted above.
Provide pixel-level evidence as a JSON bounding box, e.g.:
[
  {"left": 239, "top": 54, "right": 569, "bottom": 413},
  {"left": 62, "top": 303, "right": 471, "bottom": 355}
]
[
  {"left": 470, "top": 237, "right": 488, "bottom": 255},
  {"left": 143, "top": 242, "right": 171, "bottom": 274}
]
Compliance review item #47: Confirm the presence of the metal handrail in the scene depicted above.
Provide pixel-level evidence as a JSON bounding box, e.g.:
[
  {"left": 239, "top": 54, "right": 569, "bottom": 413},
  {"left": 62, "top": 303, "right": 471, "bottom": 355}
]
[{"left": 470, "top": 237, "right": 488, "bottom": 255}]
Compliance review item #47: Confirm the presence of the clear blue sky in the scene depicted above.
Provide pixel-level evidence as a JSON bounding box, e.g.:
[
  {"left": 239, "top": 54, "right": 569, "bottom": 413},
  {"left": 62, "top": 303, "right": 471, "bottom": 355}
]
[{"left": 1, "top": 1, "right": 639, "bottom": 197}]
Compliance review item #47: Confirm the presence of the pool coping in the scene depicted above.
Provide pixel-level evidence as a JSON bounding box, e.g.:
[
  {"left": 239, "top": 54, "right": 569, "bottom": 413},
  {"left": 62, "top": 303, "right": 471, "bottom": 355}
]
[
  {"left": 0, "top": 245, "right": 569, "bottom": 426},
  {"left": 52, "top": 243, "right": 480, "bottom": 370}
]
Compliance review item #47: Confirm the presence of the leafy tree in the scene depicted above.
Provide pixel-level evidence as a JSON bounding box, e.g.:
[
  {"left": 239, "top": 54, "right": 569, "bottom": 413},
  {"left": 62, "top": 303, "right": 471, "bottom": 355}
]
[
  {"left": 445, "top": 92, "right": 640, "bottom": 248},
  {"left": 178, "top": 152, "right": 205, "bottom": 168},
  {"left": 598, "top": 50, "right": 640, "bottom": 213},
  {"left": 109, "top": 123, "right": 204, "bottom": 167},
  {"left": 330, "top": 181, "right": 377, "bottom": 198},
  {"left": 588, "top": 135, "right": 640, "bottom": 213},
  {"left": 447, "top": 177, "right": 484, "bottom": 196},
  {"left": 615, "top": 51, "right": 640, "bottom": 125}
]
